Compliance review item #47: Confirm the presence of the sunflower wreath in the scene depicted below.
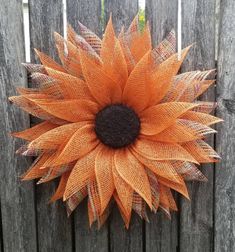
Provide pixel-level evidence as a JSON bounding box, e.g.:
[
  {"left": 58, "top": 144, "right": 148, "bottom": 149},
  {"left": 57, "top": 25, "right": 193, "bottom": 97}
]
[{"left": 10, "top": 16, "right": 222, "bottom": 228}]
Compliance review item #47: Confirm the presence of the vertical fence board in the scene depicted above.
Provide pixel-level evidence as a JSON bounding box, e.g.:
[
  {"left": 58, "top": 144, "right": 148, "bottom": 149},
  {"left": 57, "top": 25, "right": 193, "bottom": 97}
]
[
  {"left": 145, "top": 1, "right": 178, "bottom": 251},
  {"left": 215, "top": 0, "right": 235, "bottom": 251},
  {"left": 28, "top": 1, "right": 73, "bottom": 251},
  {"left": 103, "top": 1, "right": 142, "bottom": 251},
  {"left": 104, "top": 0, "right": 139, "bottom": 34},
  {"left": 179, "top": 1, "right": 216, "bottom": 252},
  {"left": 0, "top": 1, "right": 37, "bottom": 251},
  {"left": 66, "top": 1, "right": 109, "bottom": 251}
]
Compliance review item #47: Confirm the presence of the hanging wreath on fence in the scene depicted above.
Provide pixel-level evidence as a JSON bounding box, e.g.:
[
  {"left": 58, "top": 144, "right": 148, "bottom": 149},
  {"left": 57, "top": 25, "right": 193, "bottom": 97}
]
[{"left": 9, "top": 16, "right": 222, "bottom": 228}]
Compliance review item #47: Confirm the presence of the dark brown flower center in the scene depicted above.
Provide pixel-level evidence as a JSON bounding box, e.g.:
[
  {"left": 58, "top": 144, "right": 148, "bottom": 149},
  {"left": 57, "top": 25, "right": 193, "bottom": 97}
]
[{"left": 94, "top": 104, "right": 140, "bottom": 148}]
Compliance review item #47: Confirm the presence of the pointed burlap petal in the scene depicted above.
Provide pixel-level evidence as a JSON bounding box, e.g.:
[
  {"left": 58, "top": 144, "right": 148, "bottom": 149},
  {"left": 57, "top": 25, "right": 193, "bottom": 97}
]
[
  {"left": 66, "top": 187, "right": 87, "bottom": 216},
  {"left": 78, "top": 21, "right": 102, "bottom": 55},
  {"left": 9, "top": 95, "right": 67, "bottom": 124},
  {"left": 53, "top": 125, "right": 99, "bottom": 166},
  {"left": 112, "top": 159, "right": 133, "bottom": 217},
  {"left": 152, "top": 30, "right": 176, "bottom": 64},
  {"left": 87, "top": 180, "right": 102, "bottom": 225},
  {"left": 54, "top": 32, "right": 84, "bottom": 78},
  {"left": 103, "top": 39, "right": 128, "bottom": 90},
  {"left": 50, "top": 171, "right": 70, "bottom": 202},
  {"left": 45, "top": 67, "right": 93, "bottom": 100},
  {"left": 182, "top": 139, "right": 221, "bottom": 163},
  {"left": 148, "top": 46, "right": 192, "bottom": 105},
  {"left": 132, "top": 193, "right": 149, "bottom": 221},
  {"left": 113, "top": 192, "right": 132, "bottom": 229},
  {"left": 95, "top": 146, "right": 114, "bottom": 214},
  {"left": 28, "top": 122, "right": 86, "bottom": 150},
  {"left": 12, "top": 121, "right": 57, "bottom": 141},
  {"left": 181, "top": 111, "right": 223, "bottom": 126},
  {"left": 22, "top": 63, "right": 46, "bottom": 74},
  {"left": 122, "top": 51, "right": 153, "bottom": 112},
  {"left": 172, "top": 161, "right": 208, "bottom": 182},
  {"left": 140, "top": 102, "right": 198, "bottom": 135},
  {"left": 147, "top": 169, "right": 160, "bottom": 213},
  {"left": 22, "top": 153, "right": 51, "bottom": 180},
  {"left": 131, "top": 149, "right": 183, "bottom": 183},
  {"left": 158, "top": 175, "right": 189, "bottom": 199},
  {"left": 132, "top": 138, "right": 198, "bottom": 164},
  {"left": 63, "top": 145, "right": 100, "bottom": 200},
  {"left": 114, "top": 149, "right": 152, "bottom": 209},
  {"left": 100, "top": 16, "right": 116, "bottom": 65},
  {"left": 158, "top": 184, "right": 178, "bottom": 211},
  {"left": 28, "top": 98, "right": 99, "bottom": 123},
  {"left": 34, "top": 49, "right": 66, "bottom": 73},
  {"left": 144, "top": 119, "right": 216, "bottom": 143},
  {"left": 162, "top": 70, "right": 215, "bottom": 103},
  {"left": 79, "top": 49, "right": 122, "bottom": 106}
]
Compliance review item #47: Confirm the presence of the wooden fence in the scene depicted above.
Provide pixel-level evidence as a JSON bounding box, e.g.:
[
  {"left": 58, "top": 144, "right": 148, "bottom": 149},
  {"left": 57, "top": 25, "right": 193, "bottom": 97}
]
[{"left": 0, "top": 0, "right": 234, "bottom": 251}]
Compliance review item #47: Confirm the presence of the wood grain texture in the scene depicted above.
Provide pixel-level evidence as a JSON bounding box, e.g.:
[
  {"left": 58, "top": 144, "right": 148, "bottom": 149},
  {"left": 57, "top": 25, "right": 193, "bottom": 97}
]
[
  {"left": 28, "top": 1, "right": 73, "bottom": 251},
  {"left": 103, "top": 1, "right": 142, "bottom": 251},
  {"left": 145, "top": 1, "right": 178, "bottom": 251},
  {"left": 179, "top": 1, "right": 216, "bottom": 251},
  {"left": 66, "top": 1, "right": 108, "bottom": 251},
  {"left": 215, "top": 0, "right": 235, "bottom": 251},
  {"left": 146, "top": 0, "right": 177, "bottom": 47},
  {"left": 67, "top": 0, "right": 102, "bottom": 36},
  {"left": 0, "top": 1, "right": 37, "bottom": 251},
  {"left": 104, "top": 0, "right": 139, "bottom": 34}
]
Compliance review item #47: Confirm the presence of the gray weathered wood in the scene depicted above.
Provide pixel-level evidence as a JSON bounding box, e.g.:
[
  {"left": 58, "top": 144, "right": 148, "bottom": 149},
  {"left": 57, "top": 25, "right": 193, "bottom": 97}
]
[
  {"left": 67, "top": 0, "right": 102, "bottom": 37},
  {"left": 66, "top": 1, "right": 109, "bottom": 251},
  {"left": 104, "top": 0, "right": 139, "bottom": 34},
  {"left": 28, "top": 1, "right": 73, "bottom": 251},
  {"left": 146, "top": 0, "right": 177, "bottom": 47},
  {"left": 0, "top": 1, "right": 37, "bottom": 251},
  {"left": 215, "top": 0, "right": 235, "bottom": 251},
  {"left": 145, "top": 1, "right": 178, "bottom": 251},
  {"left": 103, "top": 1, "right": 142, "bottom": 251},
  {"left": 179, "top": 1, "right": 216, "bottom": 251}
]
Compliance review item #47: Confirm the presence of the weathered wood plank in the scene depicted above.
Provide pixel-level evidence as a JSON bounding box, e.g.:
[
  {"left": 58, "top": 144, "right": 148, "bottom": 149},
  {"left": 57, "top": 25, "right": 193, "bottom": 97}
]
[
  {"left": 179, "top": 1, "right": 216, "bottom": 251},
  {"left": 28, "top": 1, "right": 73, "bottom": 251},
  {"left": 146, "top": 0, "right": 177, "bottom": 47},
  {"left": 145, "top": 1, "right": 178, "bottom": 251},
  {"left": 67, "top": 0, "right": 102, "bottom": 36},
  {"left": 104, "top": 0, "right": 139, "bottom": 34},
  {"left": 66, "top": 1, "right": 109, "bottom": 251},
  {"left": 215, "top": 0, "right": 235, "bottom": 251},
  {"left": 103, "top": 1, "right": 142, "bottom": 251},
  {"left": 0, "top": 1, "right": 37, "bottom": 251}
]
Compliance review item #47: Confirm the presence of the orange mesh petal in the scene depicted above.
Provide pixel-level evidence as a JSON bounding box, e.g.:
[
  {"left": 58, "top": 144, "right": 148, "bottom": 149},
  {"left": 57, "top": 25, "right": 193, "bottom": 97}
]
[
  {"left": 64, "top": 145, "right": 100, "bottom": 200},
  {"left": 50, "top": 171, "right": 70, "bottom": 202},
  {"left": 45, "top": 67, "right": 93, "bottom": 100},
  {"left": 11, "top": 121, "right": 57, "bottom": 141},
  {"left": 114, "top": 149, "right": 152, "bottom": 209},
  {"left": 79, "top": 49, "right": 122, "bottom": 106},
  {"left": 112, "top": 159, "right": 133, "bottom": 217},
  {"left": 159, "top": 184, "right": 178, "bottom": 210},
  {"left": 140, "top": 102, "right": 198, "bottom": 135},
  {"left": 95, "top": 146, "right": 114, "bottom": 213},
  {"left": 133, "top": 138, "right": 198, "bottom": 164},
  {"left": 53, "top": 125, "right": 99, "bottom": 166},
  {"left": 78, "top": 21, "right": 102, "bottom": 54},
  {"left": 29, "top": 98, "right": 99, "bottom": 122},
  {"left": 22, "top": 153, "right": 51, "bottom": 180},
  {"left": 182, "top": 140, "right": 220, "bottom": 163},
  {"left": 131, "top": 149, "right": 182, "bottom": 183},
  {"left": 181, "top": 111, "right": 223, "bottom": 126},
  {"left": 28, "top": 122, "right": 86, "bottom": 150},
  {"left": 34, "top": 49, "right": 66, "bottom": 73},
  {"left": 144, "top": 119, "right": 216, "bottom": 143}
]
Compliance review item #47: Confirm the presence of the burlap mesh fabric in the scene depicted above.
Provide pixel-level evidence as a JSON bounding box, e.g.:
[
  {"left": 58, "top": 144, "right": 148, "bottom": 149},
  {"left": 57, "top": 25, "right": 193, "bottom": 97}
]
[{"left": 9, "top": 15, "right": 222, "bottom": 228}]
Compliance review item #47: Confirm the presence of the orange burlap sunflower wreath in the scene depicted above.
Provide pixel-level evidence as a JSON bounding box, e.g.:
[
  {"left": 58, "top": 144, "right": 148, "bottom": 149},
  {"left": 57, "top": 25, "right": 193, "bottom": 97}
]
[{"left": 10, "top": 16, "right": 222, "bottom": 228}]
